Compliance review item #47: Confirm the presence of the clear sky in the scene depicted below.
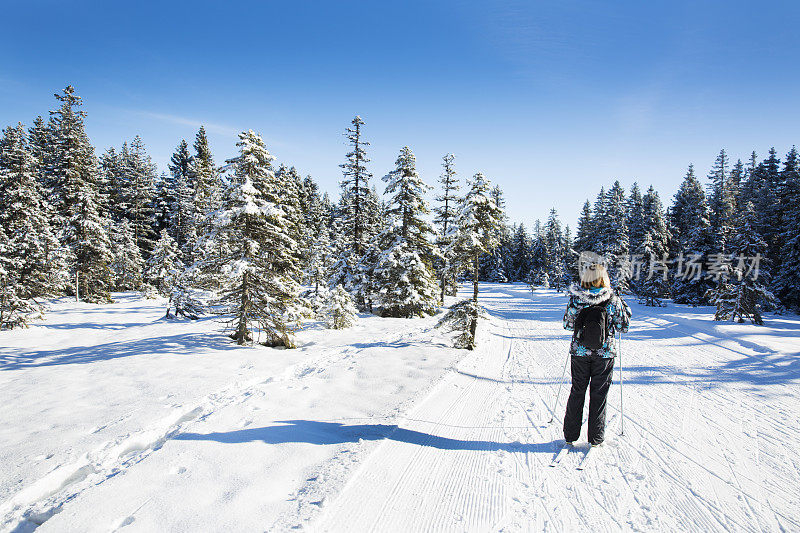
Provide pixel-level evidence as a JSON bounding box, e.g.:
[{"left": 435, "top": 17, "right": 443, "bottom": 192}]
[{"left": 2, "top": 0, "right": 799, "bottom": 228}]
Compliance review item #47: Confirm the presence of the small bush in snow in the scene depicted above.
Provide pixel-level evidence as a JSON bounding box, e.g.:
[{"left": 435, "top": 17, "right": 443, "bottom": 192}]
[
  {"left": 140, "top": 284, "right": 160, "bottom": 300},
  {"left": 321, "top": 285, "right": 358, "bottom": 329},
  {"left": 166, "top": 280, "right": 206, "bottom": 320},
  {"left": 303, "top": 286, "right": 331, "bottom": 317},
  {"left": 436, "top": 299, "right": 485, "bottom": 350}
]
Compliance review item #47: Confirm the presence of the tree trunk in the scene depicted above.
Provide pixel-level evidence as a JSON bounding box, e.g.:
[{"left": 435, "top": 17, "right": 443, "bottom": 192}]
[
  {"left": 473, "top": 251, "right": 480, "bottom": 303},
  {"left": 235, "top": 272, "right": 249, "bottom": 345}
]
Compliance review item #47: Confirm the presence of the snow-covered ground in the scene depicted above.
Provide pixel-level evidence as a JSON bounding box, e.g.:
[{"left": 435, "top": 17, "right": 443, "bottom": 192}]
[{"left": 1, "top": 284, "right": 799, "bottom": 532}]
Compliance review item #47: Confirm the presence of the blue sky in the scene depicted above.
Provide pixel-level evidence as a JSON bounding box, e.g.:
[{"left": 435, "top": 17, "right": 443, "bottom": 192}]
[{"left": 2, "top": 0, "right": 799, "bottom": 228}]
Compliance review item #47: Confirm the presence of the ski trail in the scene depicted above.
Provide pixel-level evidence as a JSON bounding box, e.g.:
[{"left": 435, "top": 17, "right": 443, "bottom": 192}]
[{"left": 313, "top": 284, "right": 799, "bottom": 532}]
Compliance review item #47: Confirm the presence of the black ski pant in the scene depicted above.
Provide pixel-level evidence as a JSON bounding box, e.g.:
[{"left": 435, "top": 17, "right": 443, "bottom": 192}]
[{"left": 563, "top": 355, "right": 614, "bottom": 445}]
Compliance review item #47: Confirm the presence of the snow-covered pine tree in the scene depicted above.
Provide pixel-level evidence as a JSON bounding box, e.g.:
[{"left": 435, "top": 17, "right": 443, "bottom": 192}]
[
  {"left": 98, "top": 146, "right": 122, "bottom": 221},
  {"left": 168, "top": 139, "right": 196, "bottom": 259},
  {"left": 145, "top": 229, "right": 184, "bottom": 297},
  {"left": 0, "top": 224, "right": 39, "bottom": 329},
  {"left": 706, "top": 202, "right": 776, "bottom": 324},
  {"left": 636, "top": 186, "right": 670, "bottom": 306},
  {"left": 192, "top": 126, "right": 220, "bottom": 216},
  {"left": 0, "top": 123, "right": 66, "bottom": 301},
  {"left": 338, "top": 116, "right": 374, "bottom": 258},
  {"left": 372, "top": 236, "right": 439, "bottom": 318},
  {"left": 275, "top": 165, "right": 306, "bottom": 261},
  {"left": 306, "top": 226, "right": 335, "bottom": 298},
  {"left": 49, "top": 86, "right": 114, "bottom": 303},
  {"left": 602, "top": 181, "right": 630, "bottom": 292},
  {"left": 321, "top": 284, "right": 358, "bottom": 329},
  {"left": 153, "top": 172, "right": 175, "bottom": 235},
  {"left": 670, "top": 164, "right": 715, "bottom": 305},
  {"left": 528, "top": 219, "right": 548, "bottom": 285},
  {"left": 544, "top": 209, "right": 568, "bottom": 291},
  {"left": 737, "top": 151, "right": 760, "bottom": 208},
  {"left": 627, "top": 182, "right": 645, "bottom": 256},
  {"left": 448, "top": 172, "right": 503, "bottom": 304},
  {"left": 435, "top": 298, "right": 485, "bottom": 350},
  {"left": 706, "top": 149, "right": 736, "bottom": 253},
  {"left": 559, "top": 225, "right": 576, "bottom": 288},
  {"left": 210, "top": 130, "right": 302, "bottom": 346},
  {"left": 758, "top": 148, "right": 783, "bottom": 267},
  {"left": 728, "top": 158, "right": 744, "bottom": 198},
  {"left": 27, "top": 115, "right": 58, "bottom": 210},
  {"left": 109, "top": 220, "right": 144, "bottom": 291},
  {"left": 372, "top": 146, "right": 439, "bottom": 317},
  {"left": 483, "top": 185, "right": 510, "bottom": 283},
  {"left": 590, "top": 186, "right": 607, "bottom": 253},
  {"left": 166, "top": 276, "right": 205, "bottom": 320},
  {"left": 774, "top": 149, "right": 800, "bottom": 309},
  {"left": 121, "top": 135, "right": 157, "bottom": 257},
  {"left": 433, "top": 153, "right": 460, "bottom": 302},
  {"left": 509, "top": 223, "right": 531, "bottom": 282},
  {"left": 574, "top": 200, "right": 593, "bottom": 254}
]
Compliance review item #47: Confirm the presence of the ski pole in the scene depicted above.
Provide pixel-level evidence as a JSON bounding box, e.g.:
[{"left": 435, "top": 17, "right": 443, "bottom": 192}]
[
  {"left": 548, "top": 352, "right": 571, "bottom": 424},
  {"left": 619, "top": 331, "right": 624, "bottom": 436}
]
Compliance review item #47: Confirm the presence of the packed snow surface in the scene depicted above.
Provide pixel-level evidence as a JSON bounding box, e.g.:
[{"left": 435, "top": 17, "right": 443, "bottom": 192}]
[{"left": 1, "top": 284, "right": 799, "bottom": 532}]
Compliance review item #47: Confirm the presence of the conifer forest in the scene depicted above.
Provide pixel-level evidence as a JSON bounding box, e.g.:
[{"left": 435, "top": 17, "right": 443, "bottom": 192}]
[{"left": 1, "top": 86, "right": 796, "bottom": 339}]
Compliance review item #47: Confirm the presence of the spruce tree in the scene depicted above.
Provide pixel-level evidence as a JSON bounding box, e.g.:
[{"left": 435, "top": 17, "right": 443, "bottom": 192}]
[
  {"left": 153, "top": 172, "right": 175, "bottom": 235},
  {"left": 99, "top": 146, "right": 122, "bottom": 220},
  {"left": 146, "top": 229, "right": 183, "bottom": 296},
  {"left": 484, "top": 185, "right": 510, "bottom": 282},
  {"left": 602, "top": 181, "right": 630, "bottom": 292},
  {"left": 0, "top": 123, "right": 66, "bottom": 301},
  {"left": 210, "top": 131, "right": 302, "bottom": 346},
  {"left": 707, "top": 149, "right": 736, "bottom": 253},
  {"left": 373, "top": 237, "right": 439, "bottom": 317},
  {"left": 707, "top": 202, "right": 776, "bottom": 324},
  {"left": 510, "top": 223, "right": 531, "bottom": 281},
  {"left": 636, "top": 187, "right": 670, "bottom": 305},
  {"left": 575, "top": 200, "right": 593, "bottom": 254},
  {"left": 528, "top": 219, "right": 548, "bottom": 285},
  {"left": 729, "top": 158, "right": 745, "bottom": 198},
  {"left": 590, "top": 187, "right": 607, "bottom": 253},
  {"left": 338, "top": 116, "right": 373, "bottom": 258},
  {"left": 192, "top": 126, "right": 219, "bottom": 215},
  {"left": 627, "top": 182, "right": 645, "bottom": 255},
  {"left": 544, "top": 209, "right": 567, "bottom": 291},
  {"left": 434, "top": 153, "right": 460, "bottom": 301},
  {"left": 448, "top": 172, "right": 503, "bottom": 304},
  {"left": 670, "top": 165, "right": 714, "bottom": 305},
  {"left": 122, "top": 135, "right": 157, "bottom": 256},
  {"left": 49, "top": 86, "right": 113, "bottom": 303},
  {"left": 775, "top": 150, "right": 800, "bottom": 309},
  {"left": 110, "top": 220, "right": 144, "bottom": 291},
  {"left": 168, "top": 140, "right": 196, "bottom": 261},
  {"left": 0, "top": 224, "right": 38, "bottom": 329},
  {"left": 373, "top": 146, "right": 439, "bottom": 317},
  {"left": 321, "top": 284, "right": 358, "bottom": 329},
  {"left": 27, "top": 115, "right": 57, "bottom": 209}
]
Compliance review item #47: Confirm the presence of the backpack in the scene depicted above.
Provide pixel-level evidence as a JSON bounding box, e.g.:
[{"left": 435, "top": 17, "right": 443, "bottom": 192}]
[{"left": 573, "top": 303, "right": 609, "bottom": 350}]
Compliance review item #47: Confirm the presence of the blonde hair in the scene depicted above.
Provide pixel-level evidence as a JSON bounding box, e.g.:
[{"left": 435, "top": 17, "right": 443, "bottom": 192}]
[{"left": 580, "top": 263, "right": 611, "bottom": 289}]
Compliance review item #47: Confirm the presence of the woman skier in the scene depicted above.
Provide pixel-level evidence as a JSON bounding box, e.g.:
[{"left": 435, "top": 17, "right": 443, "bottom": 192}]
[{"left": 562, "top": 262, "right": 631, "bottom": 446}]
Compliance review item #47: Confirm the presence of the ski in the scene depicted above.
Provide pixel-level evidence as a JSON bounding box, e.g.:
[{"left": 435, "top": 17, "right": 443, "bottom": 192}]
[
  {"left": 576, "top": 444, "right": 599, "bottom": 470},
  {"left": 549, "top": 442, "right": 572, "bottom": 467}
]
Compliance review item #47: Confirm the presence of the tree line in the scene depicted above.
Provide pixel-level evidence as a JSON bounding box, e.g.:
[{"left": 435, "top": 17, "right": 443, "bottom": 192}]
[
  {"left": 0, "top": 87, "right": 504, "bottom": 343},
  {"left": 486, "top": 148, "right": 799, "bottom": 324},
  {"left": 2, "top": 85, "right": 796, "bottom": 338}
]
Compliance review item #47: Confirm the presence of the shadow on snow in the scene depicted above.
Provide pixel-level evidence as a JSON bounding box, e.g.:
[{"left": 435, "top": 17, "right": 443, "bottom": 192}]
[{"left": 176, "top": 419, "right": 561, "bottom": 454}]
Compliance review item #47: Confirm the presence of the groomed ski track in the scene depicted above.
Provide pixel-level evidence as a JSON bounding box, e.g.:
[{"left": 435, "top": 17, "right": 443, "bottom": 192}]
[{"left": 316, "top": 284, "right": 800, "bottom": 532}]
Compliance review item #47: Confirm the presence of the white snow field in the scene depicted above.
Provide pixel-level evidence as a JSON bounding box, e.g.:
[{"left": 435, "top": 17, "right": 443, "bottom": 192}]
[{"left": 1, "top": 284, "right": 799, "bottom": 532}]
